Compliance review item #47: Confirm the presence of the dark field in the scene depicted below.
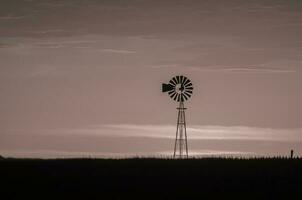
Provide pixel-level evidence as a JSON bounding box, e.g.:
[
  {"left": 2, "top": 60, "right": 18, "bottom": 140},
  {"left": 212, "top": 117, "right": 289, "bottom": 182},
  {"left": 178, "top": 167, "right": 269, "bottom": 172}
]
[{"left": 1, "top": 157, "right": 302, "bottom": 199}]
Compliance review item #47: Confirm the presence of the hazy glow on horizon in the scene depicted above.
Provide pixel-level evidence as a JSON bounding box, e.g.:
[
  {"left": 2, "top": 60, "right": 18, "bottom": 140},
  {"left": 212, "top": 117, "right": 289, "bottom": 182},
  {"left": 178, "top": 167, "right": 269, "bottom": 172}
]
[{"left": 2, "top": 124, "right": 302, "bottom": 158}]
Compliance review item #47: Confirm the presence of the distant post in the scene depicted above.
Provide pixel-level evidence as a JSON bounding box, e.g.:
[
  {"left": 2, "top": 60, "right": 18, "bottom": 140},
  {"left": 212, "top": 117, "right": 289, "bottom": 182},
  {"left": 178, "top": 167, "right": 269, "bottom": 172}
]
[{"left": 291, "top": 149, "right": 294, "bottom": 159}]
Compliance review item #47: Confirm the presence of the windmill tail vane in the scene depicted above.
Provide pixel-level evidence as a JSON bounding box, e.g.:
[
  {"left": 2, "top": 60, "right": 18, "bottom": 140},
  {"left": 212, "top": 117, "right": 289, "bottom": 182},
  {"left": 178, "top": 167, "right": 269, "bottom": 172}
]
[{"left": 162, "top": 75, "right": 193, "bottom": 159}]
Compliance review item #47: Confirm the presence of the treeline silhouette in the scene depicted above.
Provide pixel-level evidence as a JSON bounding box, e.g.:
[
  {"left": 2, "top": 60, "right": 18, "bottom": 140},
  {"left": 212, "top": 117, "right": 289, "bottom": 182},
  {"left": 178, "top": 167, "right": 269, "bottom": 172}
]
[{"left": 1, "top": 157, "right": 302, "bottom": 199}]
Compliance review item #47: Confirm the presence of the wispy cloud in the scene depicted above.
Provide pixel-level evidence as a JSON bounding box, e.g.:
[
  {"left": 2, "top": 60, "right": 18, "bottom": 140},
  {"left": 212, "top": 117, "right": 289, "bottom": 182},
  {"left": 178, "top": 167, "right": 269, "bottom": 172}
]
[
  {"left": 34, "top": 43, "right": 65, "bottom": 49},
  {"left": 151, "top": 64, "right": 297, "bottom": 73},
  {"left": 3, "top": 124, "right": 302, "bottom": 158},
  {"left": 100, "top": 48, "right": 136, "bottom": 54},
  {"left": 33, "top": 124, "right": 302, "bottom": 142},
  {"left": 31, "top": 29, "right": 65, "bottom": 34},
  {"left": 150, "top": 64, "right": 179, "bottom": 69},
  {"left": 158, "top": 150, "right": 256, "bottom": 157},
  {"left": 0, "top": 15, "right": 25, "bottom": 20},
  {"left": 209, "top": 66, "right": 296, "bottom": 73},
  {"left": 0, "top": 43, "right": 12, "bottom": 48},
  {"left": 34, "top": 40, "right": 97, "bottom": 46},
  {"left": 32, "top": 40, "right": 99, "bottom": 49},
  {"left": 37, "top": 1, "right": 72, "bottom": 8}
]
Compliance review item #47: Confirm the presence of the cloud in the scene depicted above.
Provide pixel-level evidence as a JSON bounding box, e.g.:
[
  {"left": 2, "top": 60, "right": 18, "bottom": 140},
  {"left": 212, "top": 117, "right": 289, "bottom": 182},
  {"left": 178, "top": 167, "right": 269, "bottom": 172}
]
[
  {"left": 31, "top": 29, "right": 66, "bottom": 34},
  {"left": 31, "top": 37, "right": 137, "bottom": 53},
  {"left": 34, "top": 40, "right": 97, "bottom": 45},
  {"left": 149, "top": 64, "right": 179, "bottom": 69},
  {"left": 2, "top": 124, "right": 302, "bottom": 158},
  {"left": 32, "top": 124, "right": 302, "bottom": 142},
  {"left": 0, "top": 43, "right": 12, "bottom": 48},
  {"left": 150, "top": 64, "right": 297, "bottom": 73},
  {"left": 33, "top": 42, "right": 137, "bottom": 54},
  {"left": 34, "top": 43, "right": 65, "bottom": 49},
  {"left": 158, "top": 150, "right": 256, "bottom": 157},
  {"left": 38, "top": 2, "right": 69, "bottom": 7},
  {"left": 208, "top": 66, "right": 297, "bottom": 73},
  {"left": 0, "top": 15, "right": 25, "bottom": 20},
  {"left": 30, "top": 39, "right": 100, "bottom": 49},
  {"left": 100, "top": 48, "right": 136, "bottom": 54}
]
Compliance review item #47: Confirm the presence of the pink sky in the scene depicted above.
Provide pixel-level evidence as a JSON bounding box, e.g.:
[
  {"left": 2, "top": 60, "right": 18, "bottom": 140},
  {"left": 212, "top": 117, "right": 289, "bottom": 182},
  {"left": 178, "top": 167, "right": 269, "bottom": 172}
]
[{"left": 0, "top": 0, "right": 302, "bottom": 158}]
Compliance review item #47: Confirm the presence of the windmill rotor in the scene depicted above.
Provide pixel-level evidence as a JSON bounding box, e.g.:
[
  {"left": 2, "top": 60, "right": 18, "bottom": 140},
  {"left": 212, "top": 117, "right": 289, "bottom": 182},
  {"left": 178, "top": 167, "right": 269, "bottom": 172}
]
[{"left": 162, "top": 75, "right": 193, "bottom": 102}]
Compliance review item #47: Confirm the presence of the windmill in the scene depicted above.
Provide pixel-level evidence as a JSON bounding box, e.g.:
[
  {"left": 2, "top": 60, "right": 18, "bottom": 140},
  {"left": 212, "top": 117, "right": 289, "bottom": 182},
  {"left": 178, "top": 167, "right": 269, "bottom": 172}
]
[{"left": 162, "top": 75, "right": 193, "bottom": 158}]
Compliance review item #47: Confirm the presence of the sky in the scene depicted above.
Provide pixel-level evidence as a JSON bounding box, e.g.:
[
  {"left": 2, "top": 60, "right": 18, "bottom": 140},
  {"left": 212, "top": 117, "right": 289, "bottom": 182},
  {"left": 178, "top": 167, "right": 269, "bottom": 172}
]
[{"left": 1, "top": 0, "right": 302, "bottom": 158}]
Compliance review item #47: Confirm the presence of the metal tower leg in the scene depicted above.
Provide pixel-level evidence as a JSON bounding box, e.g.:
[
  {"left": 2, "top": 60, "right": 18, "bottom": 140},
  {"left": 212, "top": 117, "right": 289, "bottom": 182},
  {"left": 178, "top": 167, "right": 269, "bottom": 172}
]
[{"left": 173, "top": 101, "right": 188, "bottom": 159}]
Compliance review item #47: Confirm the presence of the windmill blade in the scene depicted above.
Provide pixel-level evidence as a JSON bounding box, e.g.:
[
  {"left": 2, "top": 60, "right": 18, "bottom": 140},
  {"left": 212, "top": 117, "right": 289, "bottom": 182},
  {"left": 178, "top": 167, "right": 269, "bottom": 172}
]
[
  {"left": 182, "top": 76, "right": 188, "bottom": 85},
  {"left": 169, "top": 79, "right": 177, "bottom": 86},
  {"left": 185, "top": 90, "right": 193, "bottom": 94},
  {"left": 183, "top": 78, "right": 190, "bottom": 86},
  {"left": 180, "top": 75, "right": 184, "bottom": 84},
  {"left": 170, "top": 92, "right": 177, "bottom": 99},
  {"left": 186, "top": 87, "right": 193, "bottom": 90},
  {"left": 168, "top": 91, "right": 176, "bottom": 99},
  {"left": 183, "top": 93, "right": 189, "bottom": 101},
  {"left": 172, "top": 77, "right": 178, "bottom": 85},
  {"left": 177, "top": 94, "right": 181, "bottom": 102},
  {"left": 184, "top": 90, "right": 191, "bottom": 95},
  {"left": 186, "top": 92, "right": 192, "bottom": 98},
  {"left": 184, "top": 92, "right": 191, "bottom": 98},
  {"left": 185, "top": 82, "right": 192, "bottom": 87},
  {"left": 184, "top": 90, "right": 192, "bottom": 96},
  {"left": 180, "top": 94, "right": 184, "bottom": 102},
  {"left": 174, "top": 93, "right": 179, "bottom": 101},
  {"left": 168, "top": 90, "right": 175, "bottom": 95},
  {"left": 176, "top": 76, "right": 180, "bottom": 84}
]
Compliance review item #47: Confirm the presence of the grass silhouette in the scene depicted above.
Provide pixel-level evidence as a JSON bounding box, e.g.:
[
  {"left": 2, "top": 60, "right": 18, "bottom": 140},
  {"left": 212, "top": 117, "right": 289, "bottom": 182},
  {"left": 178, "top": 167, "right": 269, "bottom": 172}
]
[{"left": 1, "top": 157, "right": 301, "bottom": 199}]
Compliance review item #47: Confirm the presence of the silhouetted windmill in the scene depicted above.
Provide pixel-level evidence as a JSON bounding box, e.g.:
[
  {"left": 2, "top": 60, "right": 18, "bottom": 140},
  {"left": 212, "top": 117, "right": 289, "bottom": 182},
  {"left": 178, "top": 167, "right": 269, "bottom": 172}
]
[{"left": 162, "top": 75, "right": 193, "bottom": 158}]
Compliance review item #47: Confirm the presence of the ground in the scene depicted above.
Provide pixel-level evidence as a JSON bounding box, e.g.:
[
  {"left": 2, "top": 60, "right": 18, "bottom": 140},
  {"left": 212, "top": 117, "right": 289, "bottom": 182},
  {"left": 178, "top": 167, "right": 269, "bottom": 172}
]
[{"left": 1, "top": 158, "right": 301, "bottom": 199}]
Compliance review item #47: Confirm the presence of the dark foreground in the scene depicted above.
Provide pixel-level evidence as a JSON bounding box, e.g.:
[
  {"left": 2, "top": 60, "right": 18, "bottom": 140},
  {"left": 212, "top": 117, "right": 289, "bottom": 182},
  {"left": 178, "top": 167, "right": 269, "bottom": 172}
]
[{"left": 1, "top": 157, "right": 302, "bottom": 199}]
